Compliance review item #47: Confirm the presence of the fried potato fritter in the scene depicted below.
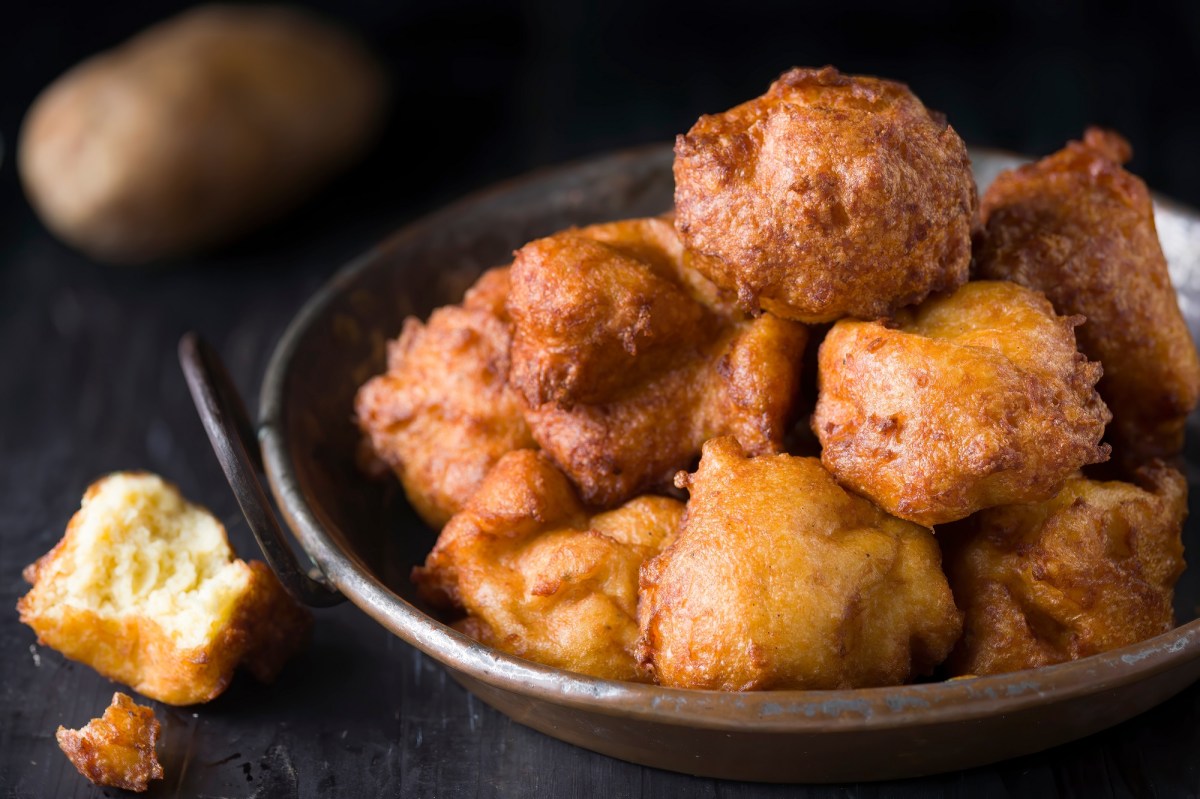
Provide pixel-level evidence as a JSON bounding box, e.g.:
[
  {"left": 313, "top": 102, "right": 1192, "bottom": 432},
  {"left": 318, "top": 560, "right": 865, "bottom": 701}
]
[
  {"left": 18, "top": 473, "right": 312, "bottom": 705},
  {"left": 813, "top": 281, "right": 1111, "bottom": 526},
  {"left": 977, "top": 128, "right": 1200, "bottom": 466},
  {"left": 57, "top": 693, "right": 163, "bottom": 792},
  {"left": 943, "top": 463, "right": 1187, "bottom": 676},
  {"left": 414, "top": 450, "right": 683, "bottom": 681},
  {"left": 355, "top": 267, "right": 536, "bottom": 527},
  {"left": 508, "top": 218, "right": 808, "bottom": 507},
  {"left": 508, "top": 217, "right": 728, "bottom": 406},
  {"left": 673, "top": 66, "right": 977, "bottom": 323},
  {"left": 637, "top": 437, "right": 962, "bottom": 690}
]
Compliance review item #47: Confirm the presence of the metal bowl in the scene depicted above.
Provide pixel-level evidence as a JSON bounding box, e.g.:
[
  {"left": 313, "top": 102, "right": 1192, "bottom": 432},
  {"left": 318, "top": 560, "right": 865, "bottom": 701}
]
[{"left": 183, "top": 145, "right": 1200, "bottom": 783}]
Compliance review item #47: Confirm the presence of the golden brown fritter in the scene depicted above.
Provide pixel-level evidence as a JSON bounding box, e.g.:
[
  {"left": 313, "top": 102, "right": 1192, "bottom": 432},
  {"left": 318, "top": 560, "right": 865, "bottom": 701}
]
[
  {"left": 637, "top": 437, "right": 962, "bottom": 691},
  {"left": 813, "top": 281, "right": 1111, "bottom": 526},
  {"left": 507, "top": 218, "right": 808, "bottom": 507},
  {"left": 414, "top": 450, "right": 683, "bottom": 681},
  {"left": 977, "top": 128, "right": 1200, "bottom": 466},
  {"left": 508, "top": 216, "right": 730, "bottom": 407},
  {"left": 57, "top": 693, "right": 163, "bottom": 792},
  {"left": 673, "top": 66, "right": 977, "bottom": 323},
  {"left": 18, "top": 473, "right": 312, "bottom": 706},
  {"left": 942, "top": 462, "right": 1187, "bottom": 676},
  {"left": 355, "top": 267, "right": 536, "bottom": 528}
]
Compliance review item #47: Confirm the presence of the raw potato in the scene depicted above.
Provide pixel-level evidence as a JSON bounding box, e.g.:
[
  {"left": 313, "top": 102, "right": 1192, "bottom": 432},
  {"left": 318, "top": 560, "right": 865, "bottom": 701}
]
[{"left": 18, "top": 4, "right": 387, "bottom": 263}]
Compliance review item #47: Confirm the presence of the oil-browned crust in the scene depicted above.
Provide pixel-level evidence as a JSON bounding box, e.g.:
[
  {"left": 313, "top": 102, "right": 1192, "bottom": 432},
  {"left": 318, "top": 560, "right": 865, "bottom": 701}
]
[
  {"left": 236, "top": 560, "right": 315, "bottom": 683},
  {"left": 17, "top": 474, "right": 312, "bottom": 705},
  {"left": 508, "top": 216, "right": 732, "bottom": 407},
  {"left": 812, "top": 281, "right": 1111, "bottom": 526},
  {"left": 942, "top": 461, "right": 1187, "bottom": 676},
  {"left": 355, "top": 266, "right": 537, "bottom": 528},
  {"left": 976, "top": 128, "right": 1200, "bottom": 467},
  {"left": 56, "top": 692, "right": 164, "bottom": 792},
  {"left": 637, "top": 437, "right": 962, "bottom": 691},
  {"left": 413, "top": 450, "right": 683, "bottom": 681},
  {"left": 507, "top": 217, "right": 808, "bottom": 507},
  {"left": 673, "top": 66, "right": 977, "bottom": 323}
]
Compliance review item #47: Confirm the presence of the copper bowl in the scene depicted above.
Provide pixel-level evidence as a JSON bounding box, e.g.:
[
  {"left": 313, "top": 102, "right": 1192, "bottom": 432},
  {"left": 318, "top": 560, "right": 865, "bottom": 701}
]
[{"left": 181, "top": 145, "right": 1200, "bottom": 783}]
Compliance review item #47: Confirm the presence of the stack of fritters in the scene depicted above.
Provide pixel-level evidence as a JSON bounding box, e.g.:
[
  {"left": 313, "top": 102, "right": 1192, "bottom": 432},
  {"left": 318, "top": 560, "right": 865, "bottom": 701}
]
[{"left": 356, "top": 67, "right": 1195, "bottom": 689}]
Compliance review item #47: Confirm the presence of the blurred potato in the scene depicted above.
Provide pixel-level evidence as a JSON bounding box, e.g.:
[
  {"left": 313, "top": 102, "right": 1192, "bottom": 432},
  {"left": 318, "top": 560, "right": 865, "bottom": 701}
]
[{"left": 18, "top": 4, "right": 387, "bottom": 263}]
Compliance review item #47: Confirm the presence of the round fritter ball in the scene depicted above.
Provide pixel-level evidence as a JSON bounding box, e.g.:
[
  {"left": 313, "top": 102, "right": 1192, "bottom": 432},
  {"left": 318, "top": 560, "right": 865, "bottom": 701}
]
[
  {"left": 508, "top": 218, "right": 808, "bottom": 508},
  {"left": 637, "top": 437, "right": 962, "bottom": 691},
  {"left": 673, "top": 66, "right": 977, "bottom": 323},
  {"left": 942, "top": 462, "right": 1187, "bottom": 677},
  {"left": 977, "top": 128, "right": 1200, "bottom": 467},
  {"left": 414, "top": 450, "right": 683, "bottom": 681},
  {"left": 355, "top": 267, "right": 535, "bottom": 528},
  {"left": 508, "top": 216, "right": 730, "bottom": 407},
  {"left": 813, "top": 281, "right": 1111, "bottom": 527}
]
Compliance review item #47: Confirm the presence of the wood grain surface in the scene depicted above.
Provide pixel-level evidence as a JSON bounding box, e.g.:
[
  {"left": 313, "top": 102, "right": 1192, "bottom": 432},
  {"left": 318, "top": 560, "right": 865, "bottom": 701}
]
[{"left": 3, "top": 174, "right": 1199, "bottom": 799}]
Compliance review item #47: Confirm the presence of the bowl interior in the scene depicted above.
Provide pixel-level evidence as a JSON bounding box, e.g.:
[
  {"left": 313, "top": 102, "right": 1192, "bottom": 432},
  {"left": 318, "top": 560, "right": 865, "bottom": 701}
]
[{"left": 262, "top": 144, "right": 1200, "bottom": 675}]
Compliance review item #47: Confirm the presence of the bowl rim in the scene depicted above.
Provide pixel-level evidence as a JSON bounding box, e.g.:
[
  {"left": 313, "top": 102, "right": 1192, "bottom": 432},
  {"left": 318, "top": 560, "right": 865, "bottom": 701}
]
[{"left": 258, "top": 143, "right": 1200, "bottom": 733}]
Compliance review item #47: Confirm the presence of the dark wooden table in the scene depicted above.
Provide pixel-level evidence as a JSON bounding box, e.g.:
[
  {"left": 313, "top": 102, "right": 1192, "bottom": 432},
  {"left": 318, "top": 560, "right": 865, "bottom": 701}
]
[{"left": 3, "top": 160, "right": 1199, "bottom": 799}]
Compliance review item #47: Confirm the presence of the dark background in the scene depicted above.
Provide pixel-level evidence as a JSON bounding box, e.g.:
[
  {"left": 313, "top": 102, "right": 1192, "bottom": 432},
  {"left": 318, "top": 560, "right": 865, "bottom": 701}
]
[
  {"left": 5, "top": 0, "right": 1200, "bottom": 237},
  {"left": 3, "top": 1, "right": 1200, "bottom": 797}
]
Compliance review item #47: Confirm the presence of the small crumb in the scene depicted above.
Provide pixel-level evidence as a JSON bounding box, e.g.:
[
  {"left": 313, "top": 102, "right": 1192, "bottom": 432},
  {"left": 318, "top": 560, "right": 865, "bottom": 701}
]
[
  {"left": 29, "top": 644, "right": 41, "bottom": 667},
  {"left": 57, "top": 692, "right": 163, "bottom": 792},
  {"left": 192, "top": 713, "right": 199, "bottom": 718}
]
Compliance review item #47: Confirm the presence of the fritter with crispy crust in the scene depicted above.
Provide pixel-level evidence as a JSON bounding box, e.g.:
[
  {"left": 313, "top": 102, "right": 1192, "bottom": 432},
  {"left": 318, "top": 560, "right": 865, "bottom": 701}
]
[
  {"left": 57, "top": 693, "right": 164, "bottom": 792},
  {"left": 355, "top": 266, "right": 536, "bottom": 528},
  {"left": 977, "top": 128, "right": 1200, "bottom": 467},
  {"left": 637, "top": 437, "right": 962, "bottom": 691},
  {"left": 813, "top": 281, "right": 1111, "bottom": 526},
  {"left": 18, "top": 473, "right": 312, "bottom": 705},
  {"left": 508, "top": 217, "right": 808, "bottom": 507},
  {"left": 943, "top": 462, "right": 1187, "bottom": 676},
  {"left": 414, "top": 450, "right": 683, "bottom": 681},
  {"left": 508, "top": 217, "right": 731, "bottom": 406},
  {"left": 673, "top": 66, "right": 977, "bottom": 322}
]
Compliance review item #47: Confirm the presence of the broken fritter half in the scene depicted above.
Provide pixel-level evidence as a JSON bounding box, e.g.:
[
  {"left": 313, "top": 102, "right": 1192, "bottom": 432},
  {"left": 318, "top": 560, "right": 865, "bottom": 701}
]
[
  {"left": 57, "top": 692, "right": 163, "bottom": 793},
  {"left": 355, "top": 266, "right": 537, "bottom": 528},
  {"left": 674, "top": 66, "right": 977, "bottom": 322},
  {"left": 942, "top": 462, "right": 1187, "bottom": 676},
  {"left": 977, "top": 127, "right": 1200, "bottom": 468},
  {"left": 637, "top": 437, "right": 962, "bottom": 690},
  {"left": 507, "top": 216, "right": 808, "bottom": 507},
  {"left": 18, "top": 472, "right": 312, "bottom": 705},
  {"left": 813, "top": 281, "right": 1111, "bottom": 526},
  {"left": 413, "top": 449, "right": 683, "bottom": 681}
]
